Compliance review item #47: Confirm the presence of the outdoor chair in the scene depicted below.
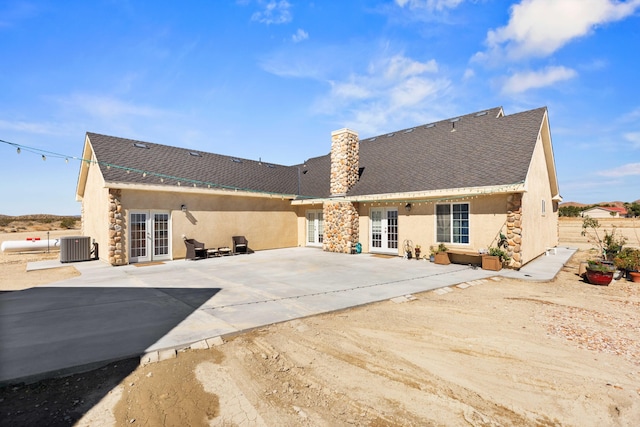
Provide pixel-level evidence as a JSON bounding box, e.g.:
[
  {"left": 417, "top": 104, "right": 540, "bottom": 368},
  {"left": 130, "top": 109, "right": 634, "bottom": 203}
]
[
  {"left": 232, "top": 236, "right": 248, "bottom": 254},
  {"left": 184, "top": 238, "right": 206, "bottom": 260}
]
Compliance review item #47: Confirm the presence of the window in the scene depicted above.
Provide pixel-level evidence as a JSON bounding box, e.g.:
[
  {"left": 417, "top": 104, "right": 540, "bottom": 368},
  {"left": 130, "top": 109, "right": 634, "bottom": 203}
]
[{"left": 436, "top": 203, "right": 469, "bottom": 244}]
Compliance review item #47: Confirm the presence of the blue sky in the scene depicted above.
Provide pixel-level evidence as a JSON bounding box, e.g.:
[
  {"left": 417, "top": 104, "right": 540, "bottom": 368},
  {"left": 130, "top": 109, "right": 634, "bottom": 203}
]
[{"left": 1, "top": 0, "right": 639, "bottom": 215}]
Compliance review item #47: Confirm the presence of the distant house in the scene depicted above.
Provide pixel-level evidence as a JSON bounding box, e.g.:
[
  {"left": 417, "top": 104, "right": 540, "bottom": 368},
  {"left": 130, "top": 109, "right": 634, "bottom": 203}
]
[
  {"left": 581, "top": 206, "right": 627, "bottom": 218},
  {"left": 76, "top": 106, "right": 561, "bottom": 268}
]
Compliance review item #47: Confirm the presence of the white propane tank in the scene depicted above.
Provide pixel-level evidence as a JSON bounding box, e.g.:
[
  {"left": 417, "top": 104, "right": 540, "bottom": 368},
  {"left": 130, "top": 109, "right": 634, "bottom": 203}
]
[{"left": 0, "top": 238, "right": 61, "bottom": 253}]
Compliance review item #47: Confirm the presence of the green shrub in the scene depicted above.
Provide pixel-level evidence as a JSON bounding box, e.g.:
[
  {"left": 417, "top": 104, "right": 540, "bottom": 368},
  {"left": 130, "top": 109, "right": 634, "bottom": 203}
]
[{"left": 60, "top": 217, "right": 77, "bottom": 229}]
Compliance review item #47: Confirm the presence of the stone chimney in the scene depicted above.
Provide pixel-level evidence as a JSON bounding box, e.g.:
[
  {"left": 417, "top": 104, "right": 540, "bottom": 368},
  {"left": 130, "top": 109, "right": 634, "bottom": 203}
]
[
  {"left": 324, "top": 128, "right": 360, "bottom": 254},
  {"left": 330, "top": 128, "right": 359, "bottom": 197}
]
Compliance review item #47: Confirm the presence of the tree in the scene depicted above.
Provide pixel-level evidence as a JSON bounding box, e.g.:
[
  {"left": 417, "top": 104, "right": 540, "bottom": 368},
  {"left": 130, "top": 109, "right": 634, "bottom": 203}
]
[{"left": 624, "top": 202, "right": 640, "bottom": 218}]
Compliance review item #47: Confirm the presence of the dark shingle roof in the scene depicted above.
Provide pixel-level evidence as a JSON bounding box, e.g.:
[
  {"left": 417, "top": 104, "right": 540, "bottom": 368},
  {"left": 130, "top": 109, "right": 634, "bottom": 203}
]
[
  {"left": 86, "top": 133, "right": 299, "bottom": 195},
  {"left": 85, "top": 106, "right": 547, "bottom": 199},
  {"left": 298, "top": 106, "right": 546, "bottom": 198}
]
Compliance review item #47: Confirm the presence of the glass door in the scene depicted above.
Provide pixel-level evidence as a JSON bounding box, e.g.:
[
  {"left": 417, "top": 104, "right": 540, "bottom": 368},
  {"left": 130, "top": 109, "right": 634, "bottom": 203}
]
[
  {"left": 129, "top": 211, "right": 171, "bottom": 263},
  {"left": 306, "top": 210, "right": 324, "bottom": 246},
  {"left": 370, "top": 207, "right": 398, "bottom": 254},
  {"left": 129, "top": 212, "right": 149, "bottom": 263}
]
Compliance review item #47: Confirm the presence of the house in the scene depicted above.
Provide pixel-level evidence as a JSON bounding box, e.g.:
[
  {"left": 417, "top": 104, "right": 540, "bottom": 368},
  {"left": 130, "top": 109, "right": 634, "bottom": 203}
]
[
  {"left": 581, "top": 206, "right": 627, "bottom": 218},
  {"left": 76, "top": 106, "right": 561, "bottom": 268}
]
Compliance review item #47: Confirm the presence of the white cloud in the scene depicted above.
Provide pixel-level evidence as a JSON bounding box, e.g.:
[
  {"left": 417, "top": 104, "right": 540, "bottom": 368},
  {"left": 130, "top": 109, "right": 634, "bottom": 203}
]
[
  {"left": 315, "top": 53, "right": 450, "bottom": 133},
  {"left": 624, "top": 132, "right": 640, "bottom": 149},
  {"left": 395, "top": 0, "right": 464, "bottom": 11},
  {"left": 330, "top": 81, "right": 371, "bottom": 100},
  {"left": 0, "top": 119, "right": 62, "bottom": 135},
  {"left": 384, "top": 55, "right": 438, "bottom": 79},
  {"left": 463, "top": 68, "right": 475, "bottom": 80},
  {"left": 598, "top": 162, "right": 640, "bottom": 177},
  {"left": 482, "top": 0, "right": 640, "bottom": 59},
  {"left": 251, "top": 0, "right": 292, "bottom": 25},
  {"left": 619, "top": 107, "right": 640, "bottom": 123},
  {"left": 292, "top": 28, "right": 308, "bottom": 43},
  {"left": 60, "top": 94, "right": 167, "bottom": 119},
  {"left": 501, "top": 66, "right": 577, "bottom": 94}
]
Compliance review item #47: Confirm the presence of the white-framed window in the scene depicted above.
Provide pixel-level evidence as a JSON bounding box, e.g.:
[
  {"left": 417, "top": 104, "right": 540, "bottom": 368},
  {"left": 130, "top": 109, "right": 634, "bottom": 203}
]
[{"left": 436, "top": 203, "right": 469, "bottom": 244}]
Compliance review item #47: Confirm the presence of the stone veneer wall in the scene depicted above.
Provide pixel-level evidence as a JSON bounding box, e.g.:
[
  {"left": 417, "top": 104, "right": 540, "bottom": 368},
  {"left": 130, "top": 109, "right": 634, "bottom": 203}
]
[
  {"left": 506, "top": 193, "right": 523, "bottom": 269},
  {"left": 108, "top": 189, "right": 125, "bottom": 266},
  {"left": 323, "top": 201, "right": 359, "bottom": 254},
  {"left": 323, "top": 128, "right": 360, "bottom": 253}
]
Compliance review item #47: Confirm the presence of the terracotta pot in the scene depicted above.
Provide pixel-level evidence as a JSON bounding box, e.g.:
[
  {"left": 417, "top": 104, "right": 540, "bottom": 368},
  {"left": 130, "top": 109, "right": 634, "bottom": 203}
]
[
  {"left": 434, "top": 252, "right": 450, "bottom": 265},
  {"left": 585, "top": 267, "right": 614, "bottom": 286},
  {"left": 482, "top": 255, "right": 502, "bottom": 271},
  {"left": 629, "top": 271, "right": 640, "bottom": 283}
]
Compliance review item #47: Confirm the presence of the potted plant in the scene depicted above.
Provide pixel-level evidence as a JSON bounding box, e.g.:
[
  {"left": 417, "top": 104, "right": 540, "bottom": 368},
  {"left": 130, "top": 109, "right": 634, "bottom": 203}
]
[
  {"left": 584, "top": 260, "right": 616, "bottom": 285},
  {"left": 581, "top": 216, "right": 626, "bottom": 285},
  {"left": 614, "top": 248, "right": 640, "bottom": 283},
  {"left": 432, "top": 243, "right": 450, "bottom": 265},
  {"left": 414, "top": 244, "right": 421, "bottom": 260},
  {"left": 482, "top": 233, "right": 510, "bottom": 271},
  {"left": 581, "top": 216, "right": 626, "bottom": 261},
  {"left": 404, "top": 240, "right": 413, "bottom": 259}
]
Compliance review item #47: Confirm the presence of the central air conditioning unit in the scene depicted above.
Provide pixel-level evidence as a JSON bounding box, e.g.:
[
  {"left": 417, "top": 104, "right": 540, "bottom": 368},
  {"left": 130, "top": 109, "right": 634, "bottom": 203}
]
[{"left": 60, "top": 236, "right": 92, "bottom": 263}]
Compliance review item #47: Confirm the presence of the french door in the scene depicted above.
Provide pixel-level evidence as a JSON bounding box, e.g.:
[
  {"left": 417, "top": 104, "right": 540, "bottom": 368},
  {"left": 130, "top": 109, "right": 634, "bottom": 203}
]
[
  {"left": 129, "top": 211, "right": 171, "bottom": 263},
  {"left": 306, "top": 210, "right": 324, "bottom": 247},
  {"left": 370, "top": 208, "right": 398, "bottom": 254}
]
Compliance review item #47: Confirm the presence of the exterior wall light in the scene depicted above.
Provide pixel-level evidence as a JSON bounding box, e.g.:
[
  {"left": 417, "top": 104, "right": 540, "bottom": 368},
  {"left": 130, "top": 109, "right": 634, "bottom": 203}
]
[
  {"left": 405, "top": 203, "right": 412, "bottom": 212},
  {"left": 181, "top": 204, "right": 187, "bottom": 212}
]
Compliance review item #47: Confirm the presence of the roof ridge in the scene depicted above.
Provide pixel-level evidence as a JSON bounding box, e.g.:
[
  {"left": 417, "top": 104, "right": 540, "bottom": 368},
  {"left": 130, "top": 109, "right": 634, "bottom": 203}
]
[{"left": 362, "top": 106, "right": 504, "bottom": 141}]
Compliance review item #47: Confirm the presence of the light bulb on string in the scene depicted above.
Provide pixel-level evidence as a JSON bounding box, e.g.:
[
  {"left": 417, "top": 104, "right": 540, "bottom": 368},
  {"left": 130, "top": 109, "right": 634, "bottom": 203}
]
[
  {"left": 41, "top": 155, "right": 46, "bottom": 161},
  {"left": 16, "top": 147, "right": 21, "bottom": 154}
]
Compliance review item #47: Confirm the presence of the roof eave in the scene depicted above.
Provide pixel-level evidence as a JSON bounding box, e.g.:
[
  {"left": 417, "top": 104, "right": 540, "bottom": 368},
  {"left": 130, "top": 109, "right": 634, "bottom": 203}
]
[
  {"left": 291, "top": 183, "right": 526, "bottom": 205},
  {"left": 75, "top": 134, "right": 93, "bottom": 201},
  {"left": 104, "top": 181, "right": 298, "bottom": 200}
]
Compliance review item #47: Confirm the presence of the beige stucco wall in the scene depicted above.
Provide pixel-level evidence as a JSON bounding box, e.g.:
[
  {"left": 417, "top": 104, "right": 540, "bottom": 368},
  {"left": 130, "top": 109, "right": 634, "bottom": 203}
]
[
  {"left": 300, "top": 197, "right": 511, "bottom": 257},
  {"left": 521, "top": 134, "right": 559, "bottom": 264},
  {"left": 80, "top": 158, "right": 110, "bottom": 263},
  {"left": 395, "top": 196, "right": 510, "bottom": 256},
  {"left": 117, "top": 189, "right": 298, "bottom": 262}
]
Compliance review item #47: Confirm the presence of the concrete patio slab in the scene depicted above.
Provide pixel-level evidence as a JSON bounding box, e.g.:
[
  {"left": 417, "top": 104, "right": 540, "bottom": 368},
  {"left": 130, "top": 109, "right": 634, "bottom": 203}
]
[{"left": 1, "top": 246, "right": 576, "bottom": 384}]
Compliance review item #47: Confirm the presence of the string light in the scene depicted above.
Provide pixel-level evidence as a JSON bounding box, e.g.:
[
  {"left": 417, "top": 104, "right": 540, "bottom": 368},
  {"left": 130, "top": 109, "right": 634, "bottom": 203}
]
[{"left": 1, "top": 137, "right": 525, "bottom": 204}]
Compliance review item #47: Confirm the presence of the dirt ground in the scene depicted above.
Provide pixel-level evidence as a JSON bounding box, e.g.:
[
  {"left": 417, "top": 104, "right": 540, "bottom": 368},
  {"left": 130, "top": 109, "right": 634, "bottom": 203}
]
[{"left": 1, "top": 222, "right": 640, "bottom": 426}]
